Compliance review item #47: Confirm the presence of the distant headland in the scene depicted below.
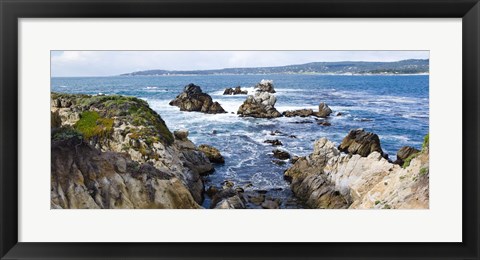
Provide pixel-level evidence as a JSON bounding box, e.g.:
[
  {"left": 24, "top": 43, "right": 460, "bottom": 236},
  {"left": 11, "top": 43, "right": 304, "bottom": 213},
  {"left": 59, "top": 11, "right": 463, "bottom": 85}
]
[{"left": 120, "top": 59, "right": 429, "bottom": 76}]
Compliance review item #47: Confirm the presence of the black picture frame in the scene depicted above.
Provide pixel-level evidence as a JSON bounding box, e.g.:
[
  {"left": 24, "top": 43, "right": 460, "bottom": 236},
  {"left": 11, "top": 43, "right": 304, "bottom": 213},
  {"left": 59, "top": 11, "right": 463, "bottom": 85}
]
[{"left": 1, "top": 0, "right": 479, "bottom": 259}]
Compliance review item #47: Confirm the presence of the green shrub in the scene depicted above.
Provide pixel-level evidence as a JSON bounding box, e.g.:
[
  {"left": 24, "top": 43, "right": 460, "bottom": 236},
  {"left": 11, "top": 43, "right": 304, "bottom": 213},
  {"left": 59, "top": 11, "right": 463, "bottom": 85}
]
[
  {"left": 422, "top": 133, "right": 429, "bottom": 151},
  {"left": 75, "top": 111, "right": 114, "bottom": 140},
  {"left": 419, "top": 167, "right": 428, "bottom": 176},
  {"left": 402, "top": 153, "right": 418, "bottom": 168}
]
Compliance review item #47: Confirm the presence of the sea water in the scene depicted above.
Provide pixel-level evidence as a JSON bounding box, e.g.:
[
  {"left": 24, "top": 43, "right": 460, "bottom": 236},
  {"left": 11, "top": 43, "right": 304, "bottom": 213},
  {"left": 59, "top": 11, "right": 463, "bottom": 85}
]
[{"left": 51, "top": 74, "right": 429, "bottom": 208}]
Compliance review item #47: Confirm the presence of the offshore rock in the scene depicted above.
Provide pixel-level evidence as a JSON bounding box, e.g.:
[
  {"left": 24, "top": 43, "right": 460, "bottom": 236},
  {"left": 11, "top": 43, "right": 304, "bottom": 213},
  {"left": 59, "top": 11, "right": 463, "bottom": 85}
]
[
  {"left": 315, "top": 102, "right": 333, "bottom": 117},
  {"left": 237, "top": 80, "right": 282, "bottom": 118},
  {"left": 223, "top": 86, "right": 248, "bottom": 95},
  {"left": 169, "top": 83, "right": 226, "bottom": 114}
]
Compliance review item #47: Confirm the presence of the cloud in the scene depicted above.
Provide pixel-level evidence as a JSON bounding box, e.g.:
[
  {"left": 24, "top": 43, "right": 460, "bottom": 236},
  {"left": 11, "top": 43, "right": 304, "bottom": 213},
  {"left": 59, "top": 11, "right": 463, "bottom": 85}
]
[{"left": 51, "top": 50, "right": 429, "bottom": 77}]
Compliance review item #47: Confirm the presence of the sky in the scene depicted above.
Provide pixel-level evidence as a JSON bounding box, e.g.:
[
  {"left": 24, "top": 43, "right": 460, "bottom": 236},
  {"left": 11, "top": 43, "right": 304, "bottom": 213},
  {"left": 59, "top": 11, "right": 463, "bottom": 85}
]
[{"left": 51, "top": 51, "right": 429, "bottom": 77}]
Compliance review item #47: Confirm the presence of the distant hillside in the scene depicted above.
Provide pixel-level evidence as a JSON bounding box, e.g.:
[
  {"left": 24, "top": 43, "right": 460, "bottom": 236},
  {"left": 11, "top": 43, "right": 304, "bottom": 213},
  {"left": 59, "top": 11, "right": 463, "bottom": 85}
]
[{"left": 120, "top": 59, "right": 429, "bottom": 76}]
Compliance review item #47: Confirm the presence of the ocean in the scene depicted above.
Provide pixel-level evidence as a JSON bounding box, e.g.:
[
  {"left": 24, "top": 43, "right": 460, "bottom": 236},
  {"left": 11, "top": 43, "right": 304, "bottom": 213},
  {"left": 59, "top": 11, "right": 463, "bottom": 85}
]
[{"left": 51, "top": 74, "right": 429, "bottom": 208}]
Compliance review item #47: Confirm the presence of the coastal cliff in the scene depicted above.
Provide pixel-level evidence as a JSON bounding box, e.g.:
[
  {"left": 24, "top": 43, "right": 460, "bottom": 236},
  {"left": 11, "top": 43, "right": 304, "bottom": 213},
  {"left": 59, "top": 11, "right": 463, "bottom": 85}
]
[
  {"left": 51, "top": 93, "right": 214, "bottom": 208},
  {"left": 284, "top": 132, "right": 429, "bottom": 209}
]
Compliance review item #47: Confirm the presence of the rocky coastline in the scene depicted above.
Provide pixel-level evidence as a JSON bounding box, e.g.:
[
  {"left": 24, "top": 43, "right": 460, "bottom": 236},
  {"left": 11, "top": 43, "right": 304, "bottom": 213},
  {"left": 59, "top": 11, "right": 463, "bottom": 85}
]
[
  {"left": 51, "top": 78, "right": 429, "bottom": 209},
  {"left": 284, "top": 130, "right": 429, "bottom": 209}
]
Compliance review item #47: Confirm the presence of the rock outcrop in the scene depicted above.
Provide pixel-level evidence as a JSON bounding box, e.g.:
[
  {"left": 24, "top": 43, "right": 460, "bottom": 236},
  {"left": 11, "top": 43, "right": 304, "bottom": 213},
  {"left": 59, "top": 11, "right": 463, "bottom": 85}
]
[
  {"left": 282, "top": 103, "right": 332, "bottom": 118},
  {"left": 237, "top": 80, "right": 282, "bottom": 118},
  {"left": 51, "top": 92, "right": 214, "bottom": 208},
  {"left": 272, "top": 149, "right": 291, "bottom": 160},
  {"left": 198, "top": 144, "right": 225, "bottom": 164},
  {"left": 51, "top": 136, "right": 200, "bottom": 209},
  {"left": 209, "top": 181, "right": 246, "bottom": 209},
  {"left": 338, "top": 129, "right": 385, "bottom": 158},
  {"left": 264, "top": 139, "right": 283, "bottom": 146},
  {"left": 254, "top": 79, "right": 276, "bottom": 93},
  {"left": 283, "top": 109, "right": 314, "bottom": 117},
  {"left": 284, "top": 136, "right": 429, "bottom": 209},
  {"left": 169, "top": 83, "right": 226, "bottom": 114},
  {"left": 316, "top": 102, "right": 332, "bottom": 117},
  {"left": 394, "top": 146, "right": 420, "bottom": 166},
  {"left": 223, "top": 86, "right": 248, "bottom": 95}
]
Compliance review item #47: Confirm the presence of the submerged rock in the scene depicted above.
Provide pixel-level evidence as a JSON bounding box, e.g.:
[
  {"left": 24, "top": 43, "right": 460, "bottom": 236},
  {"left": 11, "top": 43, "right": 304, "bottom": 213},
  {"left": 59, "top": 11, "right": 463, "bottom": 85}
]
[
  {"left": 338, "top": 129, "right": 385, "bottom": 157},
  {"left": 198, "top": 144, "right": 225, "bottom": 164},
  {"left": 223, "top": 86, "right": 248, "bottom": 95},
  {"left": 169, "top": 83, "right": 226, "bottom": 114},
  {"left": 317, "top": 121, "right": 331, "bottom": 126}
]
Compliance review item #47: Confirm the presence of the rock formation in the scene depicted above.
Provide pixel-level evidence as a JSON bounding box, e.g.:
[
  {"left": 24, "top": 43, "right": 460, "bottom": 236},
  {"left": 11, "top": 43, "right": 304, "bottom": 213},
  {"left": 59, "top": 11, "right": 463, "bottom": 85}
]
[
  {"left": 169, "top": 83, "right": 226, "bottom": 114},
  {"left": 282, "top": 103, "right": 332, "bottom": 118},
  {"left": 338, "top": 129, "right": 385, "bottom": 158},
  {"left": 394, "top": 146, "right": 420, "bottom": 166},
  {"left": 284, "top": 134, "right": 429, "bottom": 209},
  {"left": 198, "top": 144, "right": 225, "bottom": 164},
  {"left": 283, "top": 109, "right": 314, "bottom": 117},
  {"left": 272, "top": 149, "right": 291, "bottom": 160},
  {"left": 237, "top": 80, "right": 282, "bottom": 118},
  {"left": 208, "top": 181, "right": 246, "bottom": 209},
  {"left": 223, "top": 86, "right": 248, "bottom": 95},
  {"left": 51, "top": 136, "right": 200, "bottom": 209},
  {"left": 254, "top": 79, "right": 276, "bottom": 93},
  {"left": 51, "top": 92, "right": 215, "bottom": 208},
  {"left": 316, "top": 102, "right": 332, "bottom": 117}
]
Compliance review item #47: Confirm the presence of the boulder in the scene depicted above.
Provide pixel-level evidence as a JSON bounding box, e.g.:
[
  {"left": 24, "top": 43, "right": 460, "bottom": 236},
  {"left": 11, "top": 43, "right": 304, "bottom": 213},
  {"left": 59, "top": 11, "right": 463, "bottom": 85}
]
[
  {"left": 173, "top": 129, "right": 189, "bottom": 141},
  {"left": 169, "top": 83, "right": 226, "bottom": 114},
  {"left": 261, "top": 199, "right": 280, "bottom": 209},
  {"left": 315, "top": 102, "right": 333, "bottom": 117},
  {"left": 211, "top": 187, "right": 245, "bottom": 209},
  {"left": 282, "top": 109, "right": 314, "bottom": 117},
  {"left": 198, "top": 144, "right": 225, "bottom": 164},
  {"left": 254, "top": 79, "right": 276, "bottom": 93},
  {"left": 247, "top": 194, "right": 266, "bottom": 205},
  {"left": 272, "top": 149, "right": 291, "bottom": 160},
  {"left": 394, "top": 146, "right": 420, "bottom": 165},
  {"left": 338, "top": 129, "right": 384, "bottom": 157},
  {"left": 237, "top": 91, "right": 282, "bottom": 118},
  {"left": 223, "top": 86, "right": 248, "bottom": 95}
]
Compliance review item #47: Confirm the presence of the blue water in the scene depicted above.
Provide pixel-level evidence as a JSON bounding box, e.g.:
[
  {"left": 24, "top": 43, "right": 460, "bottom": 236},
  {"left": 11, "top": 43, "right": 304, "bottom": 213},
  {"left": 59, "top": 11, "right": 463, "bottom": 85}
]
[{"left": 51, "top": 74, "right": 429, "bottom": 208}]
